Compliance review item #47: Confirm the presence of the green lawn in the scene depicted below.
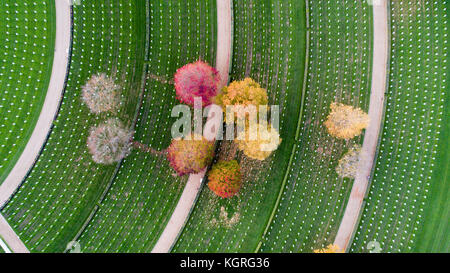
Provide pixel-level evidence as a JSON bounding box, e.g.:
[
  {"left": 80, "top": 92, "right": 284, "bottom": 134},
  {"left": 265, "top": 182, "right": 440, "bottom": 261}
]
[
  {"left": 0, "top": 0, "right": 55, "bottom": 184},
  {"left": 1, "top": 0, "right": 447, "bottom": 254},
  {"left": 173, "top": 0, "right": 307, "bottom": 252},
  {"left": 1, "top": 0, "right": 147, "bottom": 252},
  {"left": 77, "top": 0, "right": 217, "bottom": 253},
  {"left": 413, "top": 0, "right": 450, "bottom": 253},
  {"left": 0, "top": 236, "right": 7, "bottom": 253},
  {"left": 350, "top": 0, "right": 448, "bottom": 253}
]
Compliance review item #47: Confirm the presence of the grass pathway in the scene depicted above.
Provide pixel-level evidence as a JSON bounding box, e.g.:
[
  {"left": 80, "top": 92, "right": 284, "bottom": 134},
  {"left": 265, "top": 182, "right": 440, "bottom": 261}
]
[{"left": 152, "top": 0, "right": 232, "bottom": 253}]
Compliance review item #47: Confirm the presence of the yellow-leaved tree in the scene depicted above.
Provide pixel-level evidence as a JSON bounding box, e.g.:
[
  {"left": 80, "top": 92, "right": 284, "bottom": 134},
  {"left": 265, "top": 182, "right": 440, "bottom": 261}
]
[
  {"left": 324, "top": 102, "right": 369, "bottom": 139},
  {"left": 314, "top": 244, "right": 344, "bottom": 253},
  {"left": 235, "top": 122, "right": 281, "bottom": 161},
  {"left": 215, "top": 78, "right": 268, "bottom": 123}
]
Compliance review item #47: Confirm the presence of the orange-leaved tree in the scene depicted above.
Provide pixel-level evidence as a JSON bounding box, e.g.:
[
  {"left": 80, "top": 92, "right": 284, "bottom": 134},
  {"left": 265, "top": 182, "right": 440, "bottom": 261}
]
[{"left": 207, "top": 160, "right": 242, "bottom": 198}]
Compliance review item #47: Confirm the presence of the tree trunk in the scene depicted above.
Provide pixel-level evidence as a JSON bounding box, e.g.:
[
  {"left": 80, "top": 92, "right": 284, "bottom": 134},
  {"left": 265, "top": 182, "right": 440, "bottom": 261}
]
[{"left": 132, "top": 141, "right": 166, "bottom": 156}]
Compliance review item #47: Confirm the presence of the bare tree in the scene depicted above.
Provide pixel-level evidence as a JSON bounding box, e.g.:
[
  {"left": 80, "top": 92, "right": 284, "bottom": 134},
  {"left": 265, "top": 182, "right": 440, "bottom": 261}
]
[
  {"left": 336, "top": 145, "right": 362, "bottom": 179},
  {"left": 82, "top": 73, "right": 121, "bottom": 114},
  {"left": 87, "top": 118, "right": 133, "bottom": 165}
]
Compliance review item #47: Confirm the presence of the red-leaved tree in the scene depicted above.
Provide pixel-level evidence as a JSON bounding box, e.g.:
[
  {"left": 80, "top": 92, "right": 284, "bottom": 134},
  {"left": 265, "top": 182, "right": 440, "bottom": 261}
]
[{"left": 174, "top": 60, "right": 221, "bottom": 107}]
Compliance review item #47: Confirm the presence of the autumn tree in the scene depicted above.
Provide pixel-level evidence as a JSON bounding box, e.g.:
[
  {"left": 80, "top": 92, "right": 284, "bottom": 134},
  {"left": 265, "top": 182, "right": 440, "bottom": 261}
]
[
  {"left": 167, "top": 134, "right": 215, "bottom": 176},
  {"left": 314, "top": 244, "right": 344, "bottom": 253},
  {"left": 174, "top": 60, "right": 221, "bottom": 107},
  {"left": 215, "top": 78, "right": 269, "bottom": 123},
  {"left": 235, "top": 122, "right": 281, "bottom": 161},
  {"left": 82, "top": 73, "right": 121, "bottom": 114},
  {"left": 324, "top": 102, "right": 369, "bottom": 139},
  {"left": 207, "top": 160, "right": 242, "bottom": 198},
  {"left": 336, "top": 145, "right": 362, "bottom": 179},
  {"left": 87, "top": 118, "right": 133, "bottom": 164}
]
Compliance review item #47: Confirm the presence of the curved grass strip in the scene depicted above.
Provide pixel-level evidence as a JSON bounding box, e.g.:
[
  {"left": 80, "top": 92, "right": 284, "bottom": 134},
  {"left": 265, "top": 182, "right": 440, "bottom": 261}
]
[
  {"left": 412, "top": 0, "right": 449, "bottom": 253},
  {"left": 255, "top": 9, "right": 311, "bottom": 253},
  {"left": 0, "top": 0, "right": 71, "bottom": 208},
  {"left": 76, "top": 0, "right": 217, "bottom": 253},
  {"left": 173, "top": 0, "right": 307, "bottom": 252},
  {"left": 260, "top": 0, "right": 373, "bottom": 252},
  {"left": 350, "top": 0, "right": 448, "bottom": 253},
  {"left": 1, "top": 0, "right": 147, "bottom": 252},
  {"left": 0, "top": 1, "right": 55, "bottom": 184}
]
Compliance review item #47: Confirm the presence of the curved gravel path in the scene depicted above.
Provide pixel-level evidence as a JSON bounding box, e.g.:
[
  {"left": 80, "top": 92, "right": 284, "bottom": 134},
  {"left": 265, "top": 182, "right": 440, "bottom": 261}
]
[
  {"left": 334, "top": 0, "right": 389, "bottom": 252},
  {"left": 0, "top": 0, "right": 71, "bottom": 208},
  {"left": 0, "top": 213, "right": 29, "bottom": 253},
  {"left": 151, "top": 0, "right": 232, "bottom": 253}
]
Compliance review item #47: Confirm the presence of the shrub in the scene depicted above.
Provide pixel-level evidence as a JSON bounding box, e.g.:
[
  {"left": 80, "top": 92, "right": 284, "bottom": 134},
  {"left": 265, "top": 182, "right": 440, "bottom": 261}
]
[
  {"left": 336, "top": 145, "right": 362, "bottom": 179},
  {"left": 167, "top": 134, "right": 215, "bottom": 176},
  {"left": 324, "top": 102, "right": 369, "bottom": 139},
  {"left": 82, "top": 73, "right": 121, "bottom": 114},
  {"left": 215, "top": 78, "right": 268, "bottom": 122},
  {"left": 174, "top": 60, "right": 221, "bottom": 107},
  {"left": 87, "top": 118, "right": 133, "bottom": 164},
  {"left": 207, "top": 160, "right": 242, "bottom": 198},
  {"left": 314, "top": 244, "right": 344, "bottom": 253},
  {"left": 235, "top": 122, "right": 281, "bottom": 161}
]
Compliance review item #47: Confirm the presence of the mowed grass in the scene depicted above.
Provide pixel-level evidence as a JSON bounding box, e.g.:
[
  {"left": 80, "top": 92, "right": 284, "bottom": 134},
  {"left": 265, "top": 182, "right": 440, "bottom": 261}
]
[
  {"left": 351, "top": 0, "right": 449, "bottom": 253},
  {"left": 77, "top": 0, "right": 217, "bottom": 253},
  {"left": 413, "top": 0, "right": 449, "bottom": 253},
  {"left": 0, "top": 1, "right": 55, "bottom": 184},
  {"left": 260, "top": 0, "right": 372, "bottom": 252},
  {"left": 0, "top": 235, "right": 10, "bottom": 253},
  {"left": 1, "top": 0, "right": 146, "bottom": 252},
  {"left": 173, "top": 0, "right": 307, "bottom": 252}
]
